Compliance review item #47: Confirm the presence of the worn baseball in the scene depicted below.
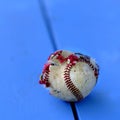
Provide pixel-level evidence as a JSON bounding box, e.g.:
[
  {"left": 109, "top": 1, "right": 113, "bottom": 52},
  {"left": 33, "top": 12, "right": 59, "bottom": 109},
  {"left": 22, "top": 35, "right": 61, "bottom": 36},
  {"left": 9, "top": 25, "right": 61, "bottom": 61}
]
[{"left": 39, "top": 50, "right": 99, "bottom": 102}]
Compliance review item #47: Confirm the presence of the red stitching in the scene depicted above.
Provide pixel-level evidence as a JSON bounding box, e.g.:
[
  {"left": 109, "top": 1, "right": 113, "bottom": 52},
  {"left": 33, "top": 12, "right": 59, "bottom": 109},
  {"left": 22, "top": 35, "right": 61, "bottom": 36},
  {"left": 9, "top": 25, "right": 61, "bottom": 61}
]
[
  {"left": 63, "top": 53, "right": 99, "bottom": 101},
  {"left": 64, "top": 63, "right": 83, "bottom": 101},
  {"left": 39, "top": 63, "right": 51, "bottom": 87},
  {"left": 79, "top": 56, "right": 99, "bottom": 80}
]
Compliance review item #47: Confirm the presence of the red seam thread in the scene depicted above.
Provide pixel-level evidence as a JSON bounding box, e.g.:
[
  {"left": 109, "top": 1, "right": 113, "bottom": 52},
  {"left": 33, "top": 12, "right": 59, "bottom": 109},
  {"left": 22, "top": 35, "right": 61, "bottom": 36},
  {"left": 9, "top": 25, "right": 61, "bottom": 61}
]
[
  {"left": 63, "top": 54, "right": 99, "bottom": 100},
  {"left": 64, "top": 63, "right": 83, "bottom": 101},
  {"left": 39, "top": 64, "right": 50, "bottom": 87},
  {"left": 79, "top": 56, "right": 99, "bottom": 80}
]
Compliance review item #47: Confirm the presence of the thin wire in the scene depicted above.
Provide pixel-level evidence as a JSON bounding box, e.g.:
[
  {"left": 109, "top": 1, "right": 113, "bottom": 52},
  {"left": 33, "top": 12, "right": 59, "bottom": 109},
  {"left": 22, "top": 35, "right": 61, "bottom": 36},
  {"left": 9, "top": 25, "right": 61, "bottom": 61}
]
[{"left": 39, "top": 0, "right": 79, "bottom": 120}]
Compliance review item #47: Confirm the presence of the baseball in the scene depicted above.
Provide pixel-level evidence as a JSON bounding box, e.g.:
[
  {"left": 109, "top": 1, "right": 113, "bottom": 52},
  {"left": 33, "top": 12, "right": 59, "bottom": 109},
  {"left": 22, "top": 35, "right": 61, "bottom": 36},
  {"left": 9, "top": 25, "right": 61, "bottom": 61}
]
[{"left": 39, "top": 50, "right": 99, "bottom": 102}]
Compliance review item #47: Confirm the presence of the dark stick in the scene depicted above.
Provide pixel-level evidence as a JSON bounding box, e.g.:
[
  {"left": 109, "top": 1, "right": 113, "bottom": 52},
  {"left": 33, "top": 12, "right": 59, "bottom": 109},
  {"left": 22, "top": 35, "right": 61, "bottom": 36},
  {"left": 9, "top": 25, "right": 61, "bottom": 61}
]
[{"left": 70, "top": 102, "right": 79, "bottom": 120}]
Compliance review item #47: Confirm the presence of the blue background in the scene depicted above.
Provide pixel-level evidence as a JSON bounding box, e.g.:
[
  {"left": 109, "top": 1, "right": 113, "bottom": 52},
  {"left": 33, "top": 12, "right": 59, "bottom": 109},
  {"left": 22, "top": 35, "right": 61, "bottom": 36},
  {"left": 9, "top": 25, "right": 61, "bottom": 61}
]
[{"left": 0, "top": 0, "right": 120, "bottom": 119}]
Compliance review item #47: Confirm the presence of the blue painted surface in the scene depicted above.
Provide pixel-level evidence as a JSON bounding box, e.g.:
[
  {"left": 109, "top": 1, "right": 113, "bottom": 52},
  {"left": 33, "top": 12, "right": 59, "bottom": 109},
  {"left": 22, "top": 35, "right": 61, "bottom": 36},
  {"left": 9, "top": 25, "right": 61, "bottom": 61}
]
[
  {"left": 44, "top": 0, "right": 120, "bottom": 119},
  {"left": 0, "top": 0, "right": 73, "bottom": 120}
]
